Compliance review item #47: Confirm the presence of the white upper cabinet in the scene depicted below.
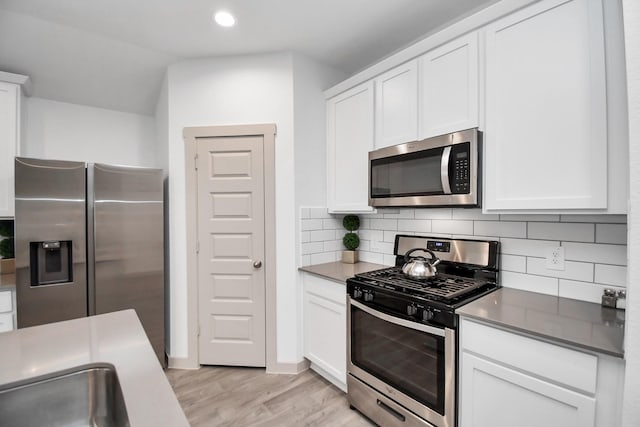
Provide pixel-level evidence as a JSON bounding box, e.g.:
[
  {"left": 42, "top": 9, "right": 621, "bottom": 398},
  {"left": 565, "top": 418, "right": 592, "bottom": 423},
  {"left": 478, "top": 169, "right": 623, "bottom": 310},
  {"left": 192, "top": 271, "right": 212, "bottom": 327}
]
[
  {"left": 483, "top": 0, "right": 610, "bottom": 212},
  {"left": 419, "top": 32, "right": 479, "bottom": 139},
  {"left": 327, "top": 81, "right": 375, "bottom": 213},
  {"left": 0, "top": 76, "right": 25, "bottom": 218},
  {"left": 374, "top": 60, "right": 418, "bottom": 149}
]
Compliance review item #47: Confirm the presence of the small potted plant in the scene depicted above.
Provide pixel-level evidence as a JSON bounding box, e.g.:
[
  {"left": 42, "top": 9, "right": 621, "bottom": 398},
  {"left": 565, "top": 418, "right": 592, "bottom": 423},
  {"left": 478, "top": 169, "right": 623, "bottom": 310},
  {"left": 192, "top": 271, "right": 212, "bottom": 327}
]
[
  {"left": 342, "top": 215, "right": 360, "bottom": 264},
  {"left": 0, "top": 220, "right": 14, "bottom": 274}
]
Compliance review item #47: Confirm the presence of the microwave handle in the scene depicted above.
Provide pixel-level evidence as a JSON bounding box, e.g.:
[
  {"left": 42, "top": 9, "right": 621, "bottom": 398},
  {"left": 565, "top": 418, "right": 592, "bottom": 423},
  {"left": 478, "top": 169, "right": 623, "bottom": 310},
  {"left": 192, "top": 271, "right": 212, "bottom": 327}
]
[{"left": 441, "top": 146, "right": 452, "bottom": 195}]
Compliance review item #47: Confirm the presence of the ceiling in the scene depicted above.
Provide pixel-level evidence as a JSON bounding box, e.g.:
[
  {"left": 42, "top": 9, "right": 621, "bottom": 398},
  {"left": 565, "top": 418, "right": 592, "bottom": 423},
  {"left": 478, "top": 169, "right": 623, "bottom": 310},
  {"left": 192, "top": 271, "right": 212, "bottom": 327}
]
[{"left": 0, "top": 0, "right": 498, "bottom": 115}]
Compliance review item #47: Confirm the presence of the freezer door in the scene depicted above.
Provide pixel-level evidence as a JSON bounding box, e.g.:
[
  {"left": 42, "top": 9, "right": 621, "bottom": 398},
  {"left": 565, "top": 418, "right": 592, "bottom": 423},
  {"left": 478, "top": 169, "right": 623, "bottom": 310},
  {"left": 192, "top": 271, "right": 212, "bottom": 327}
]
[
  {"left": 89, "top": 163, "right": 165, "bottom": 365},
  {"left": 15, "top": 157, "right": 88, "bottom": 328}
]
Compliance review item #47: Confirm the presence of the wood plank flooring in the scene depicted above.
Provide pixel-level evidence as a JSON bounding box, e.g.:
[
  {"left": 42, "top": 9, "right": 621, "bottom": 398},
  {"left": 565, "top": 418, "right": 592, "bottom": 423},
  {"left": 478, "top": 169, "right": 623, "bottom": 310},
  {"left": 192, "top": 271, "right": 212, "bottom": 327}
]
[{"left": 165, "top": 366, "right": 376, "bottom": 426}]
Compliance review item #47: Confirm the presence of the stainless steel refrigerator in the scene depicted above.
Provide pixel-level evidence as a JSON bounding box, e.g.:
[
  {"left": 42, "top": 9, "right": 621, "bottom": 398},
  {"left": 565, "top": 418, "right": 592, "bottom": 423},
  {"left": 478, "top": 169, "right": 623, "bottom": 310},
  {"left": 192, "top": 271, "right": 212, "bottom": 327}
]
[{"left": 14, "top": 157, "right": 165, "bottom": 366}]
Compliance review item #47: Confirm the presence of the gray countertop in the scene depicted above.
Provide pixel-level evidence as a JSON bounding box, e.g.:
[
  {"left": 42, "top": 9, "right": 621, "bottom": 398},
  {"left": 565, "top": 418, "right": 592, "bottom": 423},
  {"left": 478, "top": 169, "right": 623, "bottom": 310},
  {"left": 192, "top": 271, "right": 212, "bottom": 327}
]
[
  {"left": 458, "top": 287, "right": 625, "bottom": 358},
  {"left": 0, "top": 310, "right": 189, "bottom": 426},
  {"left": 299, "top": 261, "right": 387, "bottom": 283}
]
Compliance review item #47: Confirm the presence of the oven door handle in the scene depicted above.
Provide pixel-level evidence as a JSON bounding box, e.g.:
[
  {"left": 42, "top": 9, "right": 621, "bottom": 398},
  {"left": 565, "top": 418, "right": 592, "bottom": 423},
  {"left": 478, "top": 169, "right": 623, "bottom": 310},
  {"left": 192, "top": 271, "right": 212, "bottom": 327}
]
[{"left": 350, "top": 299, "right": 445, "bottom": 337}]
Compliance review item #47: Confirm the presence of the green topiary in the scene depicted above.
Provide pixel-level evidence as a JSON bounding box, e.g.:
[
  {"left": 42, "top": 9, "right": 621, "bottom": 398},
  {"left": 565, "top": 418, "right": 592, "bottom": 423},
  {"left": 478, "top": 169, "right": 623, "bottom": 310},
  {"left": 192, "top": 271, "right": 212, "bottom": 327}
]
[
  {"left": 0, "top": 238, "right": 14, "bottom": 259},
  {"left": 343, "top": 232, "right": 360, "bottom": 251},
  {"left": 342, "top": 215, "right": 360, "bottom": 232}
]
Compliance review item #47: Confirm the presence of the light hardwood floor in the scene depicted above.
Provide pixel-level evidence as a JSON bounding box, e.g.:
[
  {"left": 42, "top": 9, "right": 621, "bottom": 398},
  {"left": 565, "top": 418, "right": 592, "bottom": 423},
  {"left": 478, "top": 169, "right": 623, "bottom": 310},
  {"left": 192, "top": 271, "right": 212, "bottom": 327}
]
[{"left": 166, "top": 366, "right": 376, "bottom": 426}]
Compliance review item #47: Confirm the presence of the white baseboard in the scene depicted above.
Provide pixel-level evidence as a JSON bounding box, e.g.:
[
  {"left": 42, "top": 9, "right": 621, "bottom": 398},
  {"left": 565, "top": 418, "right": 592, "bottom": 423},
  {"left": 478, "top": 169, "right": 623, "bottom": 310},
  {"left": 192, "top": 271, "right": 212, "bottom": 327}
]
[{"left": 167, "top": 355, "right": 199, "bottom": 370}]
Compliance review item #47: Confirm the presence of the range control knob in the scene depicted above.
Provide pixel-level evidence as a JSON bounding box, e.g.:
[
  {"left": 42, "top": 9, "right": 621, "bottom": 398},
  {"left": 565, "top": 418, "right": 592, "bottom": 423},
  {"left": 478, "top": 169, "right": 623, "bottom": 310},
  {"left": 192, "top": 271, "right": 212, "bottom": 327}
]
[
  {"left": 353, "top": 288, "right": 363, "bottom": 299},
  {"left": 422, "top": 309, "right": 434, "bottom": 322},
  {"left": 407, "top": 305, "right": 418, "bottom": 316},
  {"left": 364, "top": 292, "right": 374, "bottom": 302}
]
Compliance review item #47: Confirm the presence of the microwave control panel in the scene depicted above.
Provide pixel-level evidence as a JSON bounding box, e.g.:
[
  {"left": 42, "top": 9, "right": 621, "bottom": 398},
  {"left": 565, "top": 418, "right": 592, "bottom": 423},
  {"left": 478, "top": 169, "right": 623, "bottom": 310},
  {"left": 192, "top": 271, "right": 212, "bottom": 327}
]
[{"left": 449, "top": 142, "right": 471, "bottom": 194}]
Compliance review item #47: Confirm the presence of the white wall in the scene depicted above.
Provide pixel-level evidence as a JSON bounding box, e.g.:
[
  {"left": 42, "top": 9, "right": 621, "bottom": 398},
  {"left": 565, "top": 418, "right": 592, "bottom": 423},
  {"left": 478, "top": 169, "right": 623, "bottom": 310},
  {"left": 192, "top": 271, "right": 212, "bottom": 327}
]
[
  {"left": 165, "top": 52, "right": 297, "bottom": 361},
  {"left": 22, "top": 97, "right": 157, "bottom": 166},
  {"left": 292, "top": 54, "right": 347, "bottom": 359},
  {"left": 622, "top": 0, "right": 640, "bottom": 425}
]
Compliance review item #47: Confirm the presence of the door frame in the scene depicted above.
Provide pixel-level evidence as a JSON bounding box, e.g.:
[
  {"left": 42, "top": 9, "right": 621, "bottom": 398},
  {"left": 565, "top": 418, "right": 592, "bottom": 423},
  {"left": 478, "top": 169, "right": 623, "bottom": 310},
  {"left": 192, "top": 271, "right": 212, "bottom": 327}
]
[{"left": 183, "top": 124, "right": 277, "bottom": 371}]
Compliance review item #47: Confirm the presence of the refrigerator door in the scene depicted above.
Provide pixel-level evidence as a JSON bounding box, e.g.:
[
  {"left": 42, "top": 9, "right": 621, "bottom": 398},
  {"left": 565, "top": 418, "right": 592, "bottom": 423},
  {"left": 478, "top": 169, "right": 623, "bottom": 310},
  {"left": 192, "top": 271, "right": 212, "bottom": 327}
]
[
  {"left": 89, "top": 163, "right": 165, "bottom": 365},
  {"left": 15, "top": 157, "right": 88, "bottom": 328}
]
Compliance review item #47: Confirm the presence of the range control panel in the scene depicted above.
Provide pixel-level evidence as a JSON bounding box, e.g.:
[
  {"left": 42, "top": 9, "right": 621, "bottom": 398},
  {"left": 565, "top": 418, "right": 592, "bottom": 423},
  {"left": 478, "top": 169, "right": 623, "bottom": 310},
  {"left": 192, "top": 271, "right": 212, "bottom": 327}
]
[{"left": 427, "top": 240, "right": 450, "bottom": 253}]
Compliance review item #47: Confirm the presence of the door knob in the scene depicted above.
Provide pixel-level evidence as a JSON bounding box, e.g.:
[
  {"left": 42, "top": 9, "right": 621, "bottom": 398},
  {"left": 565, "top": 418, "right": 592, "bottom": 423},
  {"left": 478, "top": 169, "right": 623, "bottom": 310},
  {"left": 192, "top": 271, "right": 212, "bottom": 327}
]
[{"left": 253, "top": 260, "right": 262, "bottom": 269}]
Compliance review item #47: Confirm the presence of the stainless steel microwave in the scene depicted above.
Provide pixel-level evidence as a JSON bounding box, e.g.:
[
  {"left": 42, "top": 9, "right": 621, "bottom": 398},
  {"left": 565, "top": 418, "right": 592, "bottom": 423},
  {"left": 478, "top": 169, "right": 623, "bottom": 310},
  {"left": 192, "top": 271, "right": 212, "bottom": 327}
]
[{"left": 369, "top": 128, "right": 481, "bottom": 208}]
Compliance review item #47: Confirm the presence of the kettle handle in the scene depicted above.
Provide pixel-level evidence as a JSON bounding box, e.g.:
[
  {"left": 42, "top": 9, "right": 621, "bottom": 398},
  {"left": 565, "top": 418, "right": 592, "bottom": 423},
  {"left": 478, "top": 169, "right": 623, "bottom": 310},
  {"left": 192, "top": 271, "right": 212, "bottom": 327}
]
[{"left": 404, "top": 248, "right": 440, "bottom": 265}]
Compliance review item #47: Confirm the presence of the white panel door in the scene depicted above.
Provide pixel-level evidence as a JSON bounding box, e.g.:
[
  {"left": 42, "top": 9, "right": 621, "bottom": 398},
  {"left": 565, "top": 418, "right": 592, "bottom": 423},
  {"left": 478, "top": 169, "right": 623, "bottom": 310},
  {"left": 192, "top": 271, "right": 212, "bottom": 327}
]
[
  {"left": 0, "top": 82, "right": 19, "bottom": 218},
  {"left": 197, "top": 135, "right": 266, "bottom": 367},
  {"left": 327, "top": 81, "right": 375, "bottom": 213},
  {"left": 484, "top": 0, "right": 607, "bottom": 211},
  {"left": 460, "top": 352, "right": 596, "bottom": 427},
  {"left": 374, "top": 60, "right": 418, "bottom": 149},
  {"left": 419, "top": 32, "right": 479, "bottom": 139}
]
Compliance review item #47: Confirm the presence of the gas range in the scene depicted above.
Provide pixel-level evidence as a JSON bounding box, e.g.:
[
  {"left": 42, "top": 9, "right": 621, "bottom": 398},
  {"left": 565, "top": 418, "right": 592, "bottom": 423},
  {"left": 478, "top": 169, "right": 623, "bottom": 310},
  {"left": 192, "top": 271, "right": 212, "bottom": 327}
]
[{"left": 347, "top": 235, "right": 500, "bottom": 329}]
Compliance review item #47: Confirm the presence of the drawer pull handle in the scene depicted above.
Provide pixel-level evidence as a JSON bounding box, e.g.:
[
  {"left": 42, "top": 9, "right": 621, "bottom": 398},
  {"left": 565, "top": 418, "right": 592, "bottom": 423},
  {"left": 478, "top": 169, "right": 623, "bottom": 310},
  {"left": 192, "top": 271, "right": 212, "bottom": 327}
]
[{"left": 376, "top": 399, "right": 406, "bottom": 422}]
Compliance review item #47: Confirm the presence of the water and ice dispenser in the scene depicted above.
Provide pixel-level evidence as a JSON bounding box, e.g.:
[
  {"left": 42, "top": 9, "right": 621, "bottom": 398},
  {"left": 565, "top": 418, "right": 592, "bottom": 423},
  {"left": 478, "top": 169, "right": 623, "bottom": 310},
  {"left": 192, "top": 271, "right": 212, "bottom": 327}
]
[{"left": 29, "top": 241, "right": 73, "bottom": 286}]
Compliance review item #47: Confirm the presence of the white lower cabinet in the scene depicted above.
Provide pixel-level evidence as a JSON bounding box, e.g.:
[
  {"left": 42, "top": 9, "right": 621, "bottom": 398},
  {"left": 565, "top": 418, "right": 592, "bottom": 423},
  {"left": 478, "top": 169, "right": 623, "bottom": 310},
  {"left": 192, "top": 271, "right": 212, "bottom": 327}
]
[
  {"left": 459, "top": 318, "right": 624, "bottom": 427},
  {"left": 0, "top": 288, "right": 15, "bottom": 332},
  {"left": 302, "top": 273, "right": 347, "bottom": 391}
]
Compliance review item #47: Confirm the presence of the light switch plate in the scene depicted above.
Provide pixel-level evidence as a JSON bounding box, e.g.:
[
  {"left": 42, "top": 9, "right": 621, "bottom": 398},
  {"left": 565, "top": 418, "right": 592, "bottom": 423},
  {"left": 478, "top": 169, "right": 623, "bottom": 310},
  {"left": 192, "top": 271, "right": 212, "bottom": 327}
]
[{"left": 546, "top": 246, "right": 565, "bottom": 271}]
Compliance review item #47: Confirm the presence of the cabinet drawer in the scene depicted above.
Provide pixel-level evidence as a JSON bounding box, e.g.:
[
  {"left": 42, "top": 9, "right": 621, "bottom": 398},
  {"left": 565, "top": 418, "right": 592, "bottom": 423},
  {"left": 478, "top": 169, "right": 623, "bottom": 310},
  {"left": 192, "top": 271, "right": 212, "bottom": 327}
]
[
  {"left": 0, "top": 291, "right": 12, "bottom": 313},
  {"left": 303, "top": 273, "right": 346, "bottom": 305},
  {"left": 460, "top": 318, "right": 597, "bottom": 394},
  {"left": 0, "top": 312, "right": 13, "bottom": 332}
]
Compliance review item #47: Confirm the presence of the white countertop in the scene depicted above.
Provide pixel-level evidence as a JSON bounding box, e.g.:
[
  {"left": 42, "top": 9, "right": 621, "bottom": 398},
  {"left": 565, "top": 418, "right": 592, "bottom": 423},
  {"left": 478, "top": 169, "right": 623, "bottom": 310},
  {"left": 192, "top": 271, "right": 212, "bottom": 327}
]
[{"left": 0, "top": 310, "right": 189, "bottom": 427}]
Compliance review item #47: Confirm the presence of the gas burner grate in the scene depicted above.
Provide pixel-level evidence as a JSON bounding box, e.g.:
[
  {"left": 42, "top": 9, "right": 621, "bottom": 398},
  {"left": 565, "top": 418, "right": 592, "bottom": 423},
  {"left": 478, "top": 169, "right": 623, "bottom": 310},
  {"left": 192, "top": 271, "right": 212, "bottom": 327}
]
[{"left": 355, "top": 267, "right": 489, "bottom": 301}]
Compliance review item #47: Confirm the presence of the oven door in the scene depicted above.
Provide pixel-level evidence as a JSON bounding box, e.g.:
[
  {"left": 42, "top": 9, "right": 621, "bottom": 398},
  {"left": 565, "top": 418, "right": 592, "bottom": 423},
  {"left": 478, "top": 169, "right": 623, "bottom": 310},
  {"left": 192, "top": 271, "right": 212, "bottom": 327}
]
[{"left": 348, "top": 298, "right": 455, "bottom": 427}]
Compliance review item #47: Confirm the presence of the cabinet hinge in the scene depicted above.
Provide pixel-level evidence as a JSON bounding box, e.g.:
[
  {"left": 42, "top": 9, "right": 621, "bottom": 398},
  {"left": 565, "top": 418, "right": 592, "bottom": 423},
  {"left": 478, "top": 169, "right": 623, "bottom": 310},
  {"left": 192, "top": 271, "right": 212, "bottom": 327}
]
[
  {"left": 196, "top": 240, "right": 200, "bottom": 253},
  {"left": 194, "top": 153, "right": 198, "bottom": 170},
  {"left": 197, "top": 324, "right": 201, "bottom": 337}
]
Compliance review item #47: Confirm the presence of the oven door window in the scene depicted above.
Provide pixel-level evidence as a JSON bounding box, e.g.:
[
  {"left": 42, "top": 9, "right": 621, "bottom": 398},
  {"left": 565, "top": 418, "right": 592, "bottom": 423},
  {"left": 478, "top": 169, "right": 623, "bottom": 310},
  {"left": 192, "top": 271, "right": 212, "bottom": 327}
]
[
  {"left": 350, "top": 305, "right": 445, "bottom": 414},
  {"left": 370, "top": 147, "right": 445, "bottom": 198}
]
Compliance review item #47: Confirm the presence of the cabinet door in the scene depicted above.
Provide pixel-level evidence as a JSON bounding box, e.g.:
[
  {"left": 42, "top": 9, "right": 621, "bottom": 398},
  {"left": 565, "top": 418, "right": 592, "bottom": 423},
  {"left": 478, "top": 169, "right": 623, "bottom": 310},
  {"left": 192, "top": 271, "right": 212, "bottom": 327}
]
[
  {"left": 374, "top": 60, "right": 418, "bottom": 149},
  {"left": 460, "top": 352, "right": 596, "bottom": 427},
  {"left": 327, "top": 81, "right": 375, "bottom": 213},
  {"left": 484, "top": 0, "right": 607, "bottom": 211},
  {"left": 0, "top": 81, "right": 19, "bottom": 218},
  {"left": 303, "top": 274, "right": 346, "bottom": 388},
  {"left": 419, "top": 32, "right": 479, "bottom": 139}
]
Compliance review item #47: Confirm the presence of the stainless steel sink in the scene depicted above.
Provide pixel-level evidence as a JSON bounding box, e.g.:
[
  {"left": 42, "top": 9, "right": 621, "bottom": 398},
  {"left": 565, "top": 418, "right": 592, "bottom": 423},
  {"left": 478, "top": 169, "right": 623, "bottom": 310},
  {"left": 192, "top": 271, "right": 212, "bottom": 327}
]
[{"left": 0, "top": 362, "right": 130, "bottom": 427}]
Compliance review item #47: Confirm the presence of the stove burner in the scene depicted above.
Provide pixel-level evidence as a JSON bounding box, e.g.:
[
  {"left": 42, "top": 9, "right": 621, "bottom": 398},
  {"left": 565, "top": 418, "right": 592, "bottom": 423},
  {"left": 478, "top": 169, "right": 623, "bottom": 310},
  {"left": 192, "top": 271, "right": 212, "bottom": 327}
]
[{"left": 355, "top": 267, "right": 490, "bottom": 301}]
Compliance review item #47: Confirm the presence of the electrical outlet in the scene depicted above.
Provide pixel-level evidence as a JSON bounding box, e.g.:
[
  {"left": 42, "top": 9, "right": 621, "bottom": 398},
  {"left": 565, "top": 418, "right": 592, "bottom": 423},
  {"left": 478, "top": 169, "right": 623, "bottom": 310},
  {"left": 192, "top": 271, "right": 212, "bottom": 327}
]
[{"left": 546, "top": 246, "right": 565, "bottom": 271}]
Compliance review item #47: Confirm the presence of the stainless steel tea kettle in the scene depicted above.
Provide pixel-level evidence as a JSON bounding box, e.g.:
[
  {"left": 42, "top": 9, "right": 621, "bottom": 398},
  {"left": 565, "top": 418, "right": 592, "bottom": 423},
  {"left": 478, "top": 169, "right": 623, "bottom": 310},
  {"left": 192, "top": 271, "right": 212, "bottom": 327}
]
[{"left": 402, "top": 248, "right": 441, "bottom": 279}]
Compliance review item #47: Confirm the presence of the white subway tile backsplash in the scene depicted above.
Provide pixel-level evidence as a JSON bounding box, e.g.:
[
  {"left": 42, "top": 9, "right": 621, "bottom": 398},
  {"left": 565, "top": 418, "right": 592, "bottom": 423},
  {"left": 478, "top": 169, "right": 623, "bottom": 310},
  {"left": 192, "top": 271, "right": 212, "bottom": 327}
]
[
  {"left": 323, "top": 218, "right": 342, "bottom": 230},
  {"left": 324, "top": 240, "right": 342, "bottom": 252},
  {"left": 559, "top": 280, "right": 624, "bottom": 304},
  {"left": 453, "top": 209, "right": 499, "bottom": 221},
  {"left": 500, "top": 238, "right": 559, "bottom": 257},
  {"left": 527, "top": 257, "right": 594, "bottom": 282},
  {"left": 528, "top": 222, "right": 594, "bottom": 242},
  {"left": 301, "top": 219, "right": 323, "bottom": 231},
  {"left": 398, "top": 219, "right": 431, "bottom": 233},
  {"left": 562, "top": 242, "right": 627, "bottom": 266},
  {"left": 370, "top": 218, "right": 398, "bottom": 230},
  {"left": 383, "top": 209, "right": 415, "bottom": 219},
  {"left": 414, "top": 208, "right": 453, "bottom": 219},
  {"left": 501, "top": 271, "right": 559, "bottom": 296},
  {"left": 561, "top": 214, "right": 627, "bottom": 224},
  {"left": 299, "top": 206, "right": 628, "bottom": 304},
  {"left": 500, "top": 254, "right": 527, "bottom": 273},
  {"left": 309, "top": 230, "right": 336, "bottom": 242},
  {"left": 596, "top": 223, "right": 627, "bottom": 245},
  {"left": 309, "top": 207, "right": 331, "bottom": 219},
  {"left": 594, "top": 264, "right": 627, "bottom": 287},
  {"left": 301, "top": 242, "right": 324, "bottom": 255},
  {"left": 310, "top": 252, "right": 338, "bottom": 265},
  {"left": 474, "top": 221, "right": 526, "bottom": 238},
  {"left": 432, "top": 219, "right": 473, "bottom": 235}
]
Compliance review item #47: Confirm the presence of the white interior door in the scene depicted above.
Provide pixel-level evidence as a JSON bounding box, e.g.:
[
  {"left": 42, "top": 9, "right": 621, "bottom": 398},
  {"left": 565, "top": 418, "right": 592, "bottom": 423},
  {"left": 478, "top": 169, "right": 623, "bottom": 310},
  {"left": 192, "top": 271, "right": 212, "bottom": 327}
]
[{"left": 197, "top": 135, "right": 266, "bottom": 367}]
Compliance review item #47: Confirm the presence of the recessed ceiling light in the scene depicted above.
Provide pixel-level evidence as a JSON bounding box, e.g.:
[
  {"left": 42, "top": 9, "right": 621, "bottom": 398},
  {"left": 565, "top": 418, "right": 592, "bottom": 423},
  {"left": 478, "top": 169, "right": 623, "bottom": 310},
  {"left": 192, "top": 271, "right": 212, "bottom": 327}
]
[{"left": 214, "top": 11, "right": 236, "bottom": 27}]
